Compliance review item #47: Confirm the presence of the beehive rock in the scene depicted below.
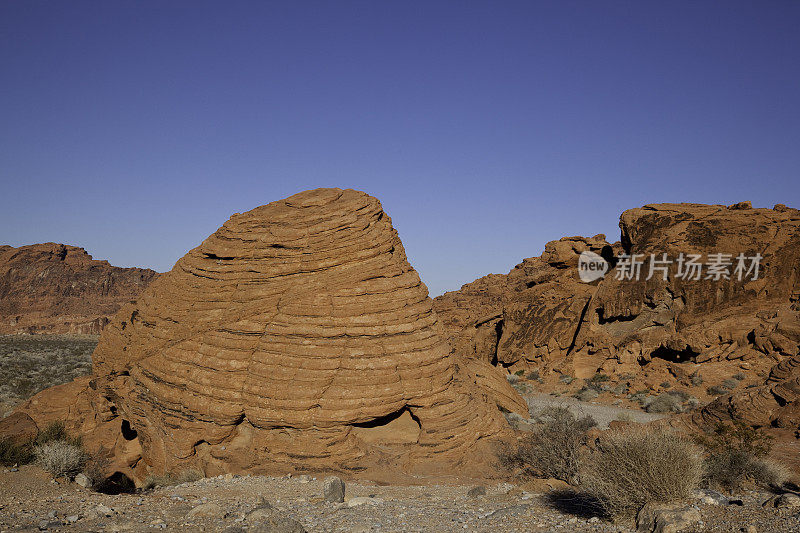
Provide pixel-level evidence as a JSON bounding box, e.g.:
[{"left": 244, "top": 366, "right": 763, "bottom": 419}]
[{"left": 7, "top": 188, "right": 515, "bottom": 480}]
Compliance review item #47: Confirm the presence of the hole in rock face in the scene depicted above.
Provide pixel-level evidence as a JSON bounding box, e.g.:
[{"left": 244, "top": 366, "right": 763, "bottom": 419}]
[
  {"left": 121, "top": 419, "right": 138, "bottom": 441},
  {"left": 95, "top": 471, "right": 136, "bottom": 495},
  {"left": 351, "top": 408, "right": 421, "bottom": 445},
  {"left": 596, "top": 309, "right": 637, "bottom": 325},
  {"left": 644, "top": 346, "right": 698, "bottom": 365},
  {"left": 600, "top": 245, "right": 618, "bottom": 269},
  {"left": 202, "top": 252, "right": 235, "bottom": 260},
  {"left": 490, "top": 319, "right": 504, "bottom": 367}
]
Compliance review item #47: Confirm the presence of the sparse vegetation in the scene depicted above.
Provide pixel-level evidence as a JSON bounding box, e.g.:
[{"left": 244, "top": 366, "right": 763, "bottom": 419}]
[
  {"left": 581, "top": 428, "right": 703, "bottom": 518},
  {"left": 81, "top": 452, "right": 111, "bottom": 488},
  {"left": 721, "top": 378, "right": 739, "bottom": 390},
  {"left": 558, "top": 374, "right": 574, "bottom": 385},
  {"left": 0, "top": 436, "right": 35, "bottom": 466},
  {"left": 0, "top": 335, "right": 95, "bottom": 418},
  {"left": 690, "top": 371, "right": 703, "bottom": 386},
  {"left": 574, "top": 387, "right": 599, "bottom": 402},
  {"left": 696, "top": 421, "right": 787, "bottom": 491},
  {"left": 35, "top": 440, "right": 87, "bottom": 478},
  {"left": 0, "top": 421, "right": 81, "bottom": 467},
  {"left": 707, "top": 385, "right": 730, "bottom": 396},
  {"left": 645, "top": 392, "right": 682, "bottom": 414},
  {"left": 499, "top": 407, "right": 596, "bottom": 485}
]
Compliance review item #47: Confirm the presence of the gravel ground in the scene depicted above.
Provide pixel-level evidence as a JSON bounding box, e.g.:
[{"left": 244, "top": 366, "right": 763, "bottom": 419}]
[
  {"left": 1, "top": 466, "right": 799, "bottom": 532},
  {"left": 523, "top": 394, "right": 668, "bottom": 429}
]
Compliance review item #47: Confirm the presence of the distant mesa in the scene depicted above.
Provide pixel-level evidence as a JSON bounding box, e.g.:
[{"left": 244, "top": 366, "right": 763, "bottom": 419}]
[
  {"left": 4, "top": 188, "right": 522, "bottom": 482},
  {"left": 0, "top": 243, "right": 158, "bottom": 335}
]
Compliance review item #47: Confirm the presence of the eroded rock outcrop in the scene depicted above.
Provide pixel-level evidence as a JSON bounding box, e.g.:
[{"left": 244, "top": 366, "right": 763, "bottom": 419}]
[
  {"left": 6, "top": 189, "right": 518, "bottom": 481},
  {"left": 435, "top": 203, "right": 800, "bottom": 380},
  {"left": 0, "top": 243, "right": 157, "bottom": 334},
  {"left": 436, "top": 201, "right": 800, "bottom": 463}
]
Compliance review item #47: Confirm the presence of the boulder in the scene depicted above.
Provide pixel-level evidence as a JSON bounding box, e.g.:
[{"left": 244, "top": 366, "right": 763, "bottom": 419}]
[
  {"left": 187, "top": 502, "right": 226, "bottom": 519},
  {"left": 636, "top": 502, "right": 702, "bottom": 533},
  {"left": 3, "top": 188, "right": 516, "bottom": 482},
  {"left": 323, "top": 476, "right": 345, "bottom": 503}
]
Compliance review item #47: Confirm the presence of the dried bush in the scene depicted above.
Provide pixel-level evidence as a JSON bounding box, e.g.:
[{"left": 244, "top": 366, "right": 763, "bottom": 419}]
[
  {"left": 587, "top": 373, "right": 610, "bottom": 384},
  {"left": 721, "top": 378, "right": 739, "bottom": 390},
  {"left": 35, "top": 440, "right": 87, "bottom": 478},
  {"left": 0, "top": 436, "right": 35, "bottom": 466},
  {"left": 36, "top": 421, "right": 81, "bottom": 447},
  {"left": 645, "top": 393, "right": 682, "bottom": 414},
  {"left": 704, "top": 450, "right": 790, "bottom": 491},
  {"left": 581, "top": 428, "right": 703, "bottom": 518},
  {"left": 0, "top": 421, "right": 84, "bottom": 467},
  {"left": 750, "top": 458, "right": 792, "bottom": 488},
  {"left": 574, "top": 388, "right": 599, "bottom": 402},
  {"left": 697, "top": 421, "right": 785, "bottom": 491},
  {"left": 499, "top": 406, "right": 596, "bottom": 485},
  {"left": 82, "top": 452, "right": 111, "bottom": 488}
]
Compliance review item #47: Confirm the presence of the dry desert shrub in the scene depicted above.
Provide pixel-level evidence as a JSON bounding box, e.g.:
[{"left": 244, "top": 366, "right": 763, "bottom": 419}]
[
  {"left": 0, "top": 421, "right": 81, "bottom": 467},
  {"left": 0, "top": 436, "right": 35, "bottom": 466},
  {"left": 644, "top": 392, "right": 682, "bottom": 414},
  {"left": 581, "top": 427, "right": 703, "bottom": 518},
  {"left": 698, "top": 421, "right": 789, "bottom": 491},
  {"left": 35, "top": 440, "right": 87, "bottom": 478},
  {"left": 499, "top": 406, "right": 596, "bottom": 485}
]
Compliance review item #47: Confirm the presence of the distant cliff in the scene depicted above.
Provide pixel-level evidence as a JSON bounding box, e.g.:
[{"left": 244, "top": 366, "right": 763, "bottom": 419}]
[{"left": 0, "top": 243, "right": 158, "bottom": 334}]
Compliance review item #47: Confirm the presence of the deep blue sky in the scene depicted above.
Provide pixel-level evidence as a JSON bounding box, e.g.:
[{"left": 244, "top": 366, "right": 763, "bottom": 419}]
[{"left": 1, "top": 2, "right": 798, "bottom": 296}]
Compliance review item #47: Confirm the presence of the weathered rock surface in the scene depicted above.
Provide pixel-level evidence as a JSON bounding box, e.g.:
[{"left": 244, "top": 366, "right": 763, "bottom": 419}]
[
  {"left": 4, "top": 189, "right": 516, "bottom": 482},
  {"left": 0, "top": 243, "right": 157, "bottom": 334},
  {"left": 435, "top": 203, "right": 800, "bottom": 380},
  {"left": 636, "top": 501, "right": 702, "bottom": 533},
  {"left": 435, "top": 201, "right": 800, "bottom": 467}
]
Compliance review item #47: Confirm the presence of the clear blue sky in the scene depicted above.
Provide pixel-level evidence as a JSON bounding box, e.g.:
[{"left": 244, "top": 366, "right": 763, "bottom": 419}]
[{"left": 1, "top": 1, "right": 798, "bottom": 296}]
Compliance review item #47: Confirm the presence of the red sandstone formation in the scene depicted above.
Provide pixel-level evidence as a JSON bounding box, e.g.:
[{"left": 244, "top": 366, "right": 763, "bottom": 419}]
[
  {"left": 435, "top": 202, "right": 800, "bottom": 381},
  {"left": 4, "top": 189, "right": 520, "bottom": 482},
  {"left": 435, "top": 202, "right": 800, "bottom": 462},
  {"left": 0, "top": 243, "right": 157, "bottom": 334}
]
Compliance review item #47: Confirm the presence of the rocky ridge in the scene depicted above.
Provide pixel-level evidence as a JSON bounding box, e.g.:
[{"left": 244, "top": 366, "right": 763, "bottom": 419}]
[
  {"left": 434, "top": 202, "right": 800, "bottom": 464},
  {"left": 0, "top": 243, "right": 157, "bottom": 334}
]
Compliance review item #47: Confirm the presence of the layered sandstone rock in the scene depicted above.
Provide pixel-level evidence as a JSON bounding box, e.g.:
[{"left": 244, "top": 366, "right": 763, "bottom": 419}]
[
  {"left": 435, "top": 203, "right": 800, "bottom": 381},
  {"left": 0, "top": 243, "right": 157, "bottom": 334},
  {"left": 7, "top": 189, "right": 518, "bottom": 481}
]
